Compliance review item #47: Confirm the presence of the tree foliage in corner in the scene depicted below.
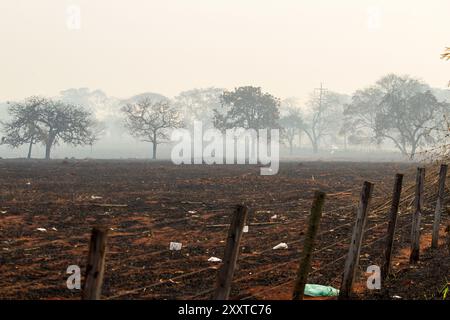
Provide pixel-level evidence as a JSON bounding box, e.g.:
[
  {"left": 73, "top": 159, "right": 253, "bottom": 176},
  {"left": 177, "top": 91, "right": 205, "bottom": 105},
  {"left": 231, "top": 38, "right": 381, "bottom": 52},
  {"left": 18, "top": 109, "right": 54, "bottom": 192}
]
[{"left": 122, "top": 98, "right": 182, "bottom": 159}]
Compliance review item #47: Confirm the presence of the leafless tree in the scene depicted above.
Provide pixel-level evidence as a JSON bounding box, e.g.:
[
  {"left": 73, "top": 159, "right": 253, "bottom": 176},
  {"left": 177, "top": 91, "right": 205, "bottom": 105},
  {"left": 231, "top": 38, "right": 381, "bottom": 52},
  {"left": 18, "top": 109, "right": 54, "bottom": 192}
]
[
  {"left": 279, "top": 107, "right": 305, "bottom": 155},
  {"left": 303, "top": 91, "right": 343, "bottom": 153},
  {"left": 122, "top": 98, "right": 182, "bottom": 159}
]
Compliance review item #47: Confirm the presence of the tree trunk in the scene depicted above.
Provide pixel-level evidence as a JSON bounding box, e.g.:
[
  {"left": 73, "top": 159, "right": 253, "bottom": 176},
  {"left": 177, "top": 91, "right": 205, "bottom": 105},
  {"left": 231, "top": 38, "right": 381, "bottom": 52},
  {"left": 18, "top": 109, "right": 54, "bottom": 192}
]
[
  {"left": 152, "top": 143, "right": 157, "bottom": 160},
  {"left": 45, "top": 134, "right": 55, "bottom": 160},
  {"left": 27, "top": 138, "right": 34, "bottom": 159},
  {"left": 289, "top": 140, "right": 293, "bottom": 155},
  {"left": 312, "top": 141, "right": 318, "bottom": 153},
  {"left": 409, "top": 144, "right": 417, "bottom": 160},
  {"left": 45, "top": 143, "right": 52, "bottom": 160}
]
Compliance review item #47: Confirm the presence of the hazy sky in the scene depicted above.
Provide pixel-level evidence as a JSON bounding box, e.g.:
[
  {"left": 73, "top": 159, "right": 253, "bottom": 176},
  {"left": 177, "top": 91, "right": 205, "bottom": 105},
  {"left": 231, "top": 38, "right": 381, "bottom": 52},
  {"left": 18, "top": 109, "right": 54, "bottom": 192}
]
[{"left": 0, "top": 0, "right": 449, "bottom": 102}]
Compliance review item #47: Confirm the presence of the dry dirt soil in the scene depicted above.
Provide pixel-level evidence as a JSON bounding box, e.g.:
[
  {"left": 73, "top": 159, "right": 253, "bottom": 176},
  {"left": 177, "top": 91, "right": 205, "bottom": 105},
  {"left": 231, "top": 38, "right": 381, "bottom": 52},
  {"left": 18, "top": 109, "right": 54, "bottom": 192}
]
[{"left": 0, "top": 160, "right": 448, "bottom": 300}]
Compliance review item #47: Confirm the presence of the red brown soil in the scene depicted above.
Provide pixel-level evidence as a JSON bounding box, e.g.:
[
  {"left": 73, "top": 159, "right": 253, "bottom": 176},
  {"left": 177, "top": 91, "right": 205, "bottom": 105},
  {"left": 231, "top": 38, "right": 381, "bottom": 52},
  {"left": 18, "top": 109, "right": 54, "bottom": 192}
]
[{"left": 0, "top": 159, "right": 448, "bottom": 300}]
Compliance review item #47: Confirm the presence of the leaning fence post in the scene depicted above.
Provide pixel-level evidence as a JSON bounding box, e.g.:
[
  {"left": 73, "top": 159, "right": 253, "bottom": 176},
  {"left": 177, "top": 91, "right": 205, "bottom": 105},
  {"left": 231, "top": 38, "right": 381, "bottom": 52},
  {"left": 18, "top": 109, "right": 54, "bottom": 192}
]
[
  {"left": 292, "top": 191, "right": 326, "bottom": 300},
  {"left": 381, "top": 173, "right": 403, "bottom": 281},
  {"left": 82, "top": 226, "right": 109, "bottom": 300},
  {"left": 213, "top": 205, "right": 249, "bottom": 300},
  {"left": 410, "top": 167, "right": 425, "bottom": 264},
  {"left": 339, "top": 181, "right": 374, "bottom": 300},
  {"left": 432, "top": 164, "right": 447, "bottom": 249}
]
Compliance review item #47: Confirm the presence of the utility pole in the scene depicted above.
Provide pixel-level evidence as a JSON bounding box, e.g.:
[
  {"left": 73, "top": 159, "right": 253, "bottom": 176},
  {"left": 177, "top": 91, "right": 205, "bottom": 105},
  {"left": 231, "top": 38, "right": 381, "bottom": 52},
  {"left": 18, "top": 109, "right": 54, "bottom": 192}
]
[
  {"left": 314, "top": 82, "right": 328, "bottom": 111},
  {"left": 310, "top": 83, "right": 328, "bottom": 153}
]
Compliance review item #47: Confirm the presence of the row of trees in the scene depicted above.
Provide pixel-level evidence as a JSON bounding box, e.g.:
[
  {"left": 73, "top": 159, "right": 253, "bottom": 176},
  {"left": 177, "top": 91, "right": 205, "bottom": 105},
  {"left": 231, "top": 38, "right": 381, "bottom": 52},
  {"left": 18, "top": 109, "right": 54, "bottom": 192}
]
[{"left": 1, "top": 73, "right": 449, "bottom": 159}]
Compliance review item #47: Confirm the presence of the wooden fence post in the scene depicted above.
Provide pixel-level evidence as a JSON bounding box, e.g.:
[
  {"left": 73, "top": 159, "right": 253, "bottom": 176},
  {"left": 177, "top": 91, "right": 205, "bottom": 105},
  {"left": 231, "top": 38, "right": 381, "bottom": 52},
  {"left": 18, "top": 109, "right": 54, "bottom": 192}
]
[
  {"left": 82, "top": 227, "right": 109, "bottom": 300},
  {"left": 339, "top": 181, "right": 374, "bottom": 300},
  {"left": 410, "top": 167, "right": 425, "bottom": 264},
  {"left": 213, "top": 205, "right": 249, "bottom": 300},
  {"left": 381, "top": 173, "right": 403, "bottom": 281},
  {"left": 292, "top": 191, "right": 326, "bottom": 300},
  {"left": 432, "top": 164, "right": 447, "bottom": 249}
]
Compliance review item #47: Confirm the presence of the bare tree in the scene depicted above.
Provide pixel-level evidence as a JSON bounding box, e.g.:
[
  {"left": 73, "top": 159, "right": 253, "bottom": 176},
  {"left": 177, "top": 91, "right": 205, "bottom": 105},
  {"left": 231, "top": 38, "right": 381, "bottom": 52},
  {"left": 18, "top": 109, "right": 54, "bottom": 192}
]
[
  {"left": 279, "top": 107, "right": 304, "bottom": 155},
  {"left": 122, "top": 98, "right": 182, "bottom": 159},
  {"left": 303, "top": 90, "right": 343, "bottom": 153}
]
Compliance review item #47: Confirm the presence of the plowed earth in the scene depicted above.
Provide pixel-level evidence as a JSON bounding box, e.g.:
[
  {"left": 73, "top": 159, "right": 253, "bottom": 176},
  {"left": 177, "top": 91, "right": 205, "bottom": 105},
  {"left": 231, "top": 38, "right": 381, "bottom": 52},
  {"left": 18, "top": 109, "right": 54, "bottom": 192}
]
[{"left": 0, "top": 160, "right": 448, "bottom": 299}]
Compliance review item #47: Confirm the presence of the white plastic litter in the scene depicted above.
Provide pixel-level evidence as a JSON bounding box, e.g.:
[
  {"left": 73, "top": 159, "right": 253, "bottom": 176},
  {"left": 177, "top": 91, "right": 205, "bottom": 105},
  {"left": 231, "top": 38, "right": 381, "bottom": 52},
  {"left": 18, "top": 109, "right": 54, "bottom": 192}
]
[
  {"left": 243, "top": 226, "right": 249, "bottom": 233},
  {"left": 273, "top": 242, "right": 288, "bottom": 250},
  {"left": 270, "top": 214, "right": 278, "bottom": 219},
  {"left": 51, "top": 227, "right": 58, "bottom": 231},
  {"left": 208, "top": 257, "right": 222, "bottom": 263},
  {"left": 392, "top": 295, "right": 402, "bottom": 299},
  {"left": 36, "top": 228, "right": 47, "bottom": 232},
  {"left": 91, "top": 195, "right": 103, "bottom": 200},
  {"left": 170, "top": 242, "right": 182, "bottom": 251},
  {"left": 188, "top": 210, "right": 197, "bottom": 214},
  {"left": 0, "top": 211, "right": 7, "bottom": 214},
  {"left": 26, "top": 182, "right": 31, "bottom": 185}
]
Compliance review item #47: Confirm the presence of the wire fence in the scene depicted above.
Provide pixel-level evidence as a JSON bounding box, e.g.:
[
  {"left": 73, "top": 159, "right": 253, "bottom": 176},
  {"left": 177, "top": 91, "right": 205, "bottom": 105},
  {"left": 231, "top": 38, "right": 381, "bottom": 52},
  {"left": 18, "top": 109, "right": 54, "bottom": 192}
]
[{"left": 0, "top": 164, "right": 448, "bottom": 300}]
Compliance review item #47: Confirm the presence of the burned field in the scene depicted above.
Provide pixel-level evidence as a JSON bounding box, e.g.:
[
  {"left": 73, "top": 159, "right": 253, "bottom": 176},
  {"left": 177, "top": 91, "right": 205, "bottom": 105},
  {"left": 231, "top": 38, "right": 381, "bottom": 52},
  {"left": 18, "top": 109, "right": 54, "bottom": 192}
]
[{"left": 0, "top": 160, "right": 447, "bottom": 300}]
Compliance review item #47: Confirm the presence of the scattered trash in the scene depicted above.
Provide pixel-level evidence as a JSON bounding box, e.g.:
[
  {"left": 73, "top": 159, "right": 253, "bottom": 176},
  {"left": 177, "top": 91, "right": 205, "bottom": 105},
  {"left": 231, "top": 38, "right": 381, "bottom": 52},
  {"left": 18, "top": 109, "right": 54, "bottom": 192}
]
[
  {"left": 243, "top": 225, "right": 249, "bottom": 233},
  {"left": 142, "top": 230, "right": 153, "bottom": 237},
  {"left": 273, "top": 242, "right": 288, "bottom": 250},
  {"left": 0, "top": 211, "right": 7, "bottom": 214},
  {"left": 26, "top": 182, "right": 31, "bottom": 185},
  {"left": 304, "top": 284, "right": 339, "bottom": 297},
  {"left": 51, "top": 227, "right": 57, "bottom": 231},
  {"left": 36, "top": 228, "right": 47, "bottom": 232},
  {"left": 270, "top": 214, "right": 278, "bottom": 220},
  {"left": 208, "top": 257, "right": 222, "bottom": 263},
  {"left": 392, "top": 295, "right": 402, "bottom": 299},
  {"left": 169, "top": 242, "right": 182, "bottom": 251},
  {"left": 91, "top": 195, "right": 103, "bottom": 200},
  {"left": 188, "top": 210, "right": 197, "bottom": 214}
]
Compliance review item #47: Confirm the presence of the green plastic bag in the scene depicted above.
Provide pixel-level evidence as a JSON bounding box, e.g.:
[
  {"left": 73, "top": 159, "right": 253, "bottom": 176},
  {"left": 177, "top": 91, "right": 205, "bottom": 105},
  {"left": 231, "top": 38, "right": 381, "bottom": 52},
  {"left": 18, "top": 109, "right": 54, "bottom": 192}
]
[{"left": 304, "top": 284, "right": 339, "bottom": 297}]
